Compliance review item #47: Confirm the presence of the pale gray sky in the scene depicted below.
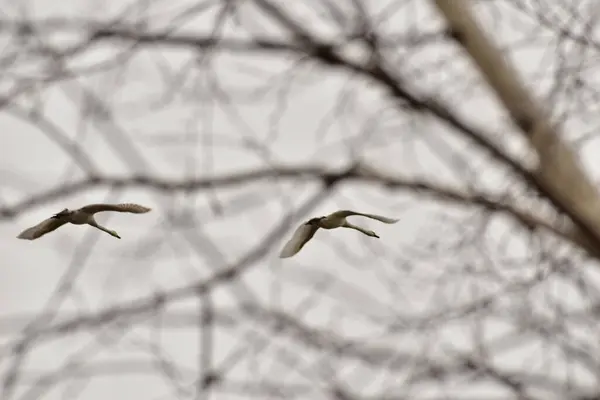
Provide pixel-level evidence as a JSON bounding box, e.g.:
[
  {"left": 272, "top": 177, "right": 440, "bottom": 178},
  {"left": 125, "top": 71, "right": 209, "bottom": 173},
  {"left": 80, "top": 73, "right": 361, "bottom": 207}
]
[{"left": 1, "top": 1, "right": 600, "bottom": 399}]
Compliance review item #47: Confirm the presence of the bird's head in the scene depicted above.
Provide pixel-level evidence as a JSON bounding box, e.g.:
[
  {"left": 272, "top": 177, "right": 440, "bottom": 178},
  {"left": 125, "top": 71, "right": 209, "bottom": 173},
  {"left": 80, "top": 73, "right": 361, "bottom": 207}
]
[
  {"left": 306, "top": 217, "right": 325, "bottom": 226},
  {"left": 367, "top": 230, "right": 380, "bottom": 238},
  {"left": 110, "top": 230, "right": 121, "bottom": 239},
  {"left": 363, "top": 229, "right": 379, "bottom": 239},
  {"left": 51, "top": 208, "right": 73, "bottom": 219}
]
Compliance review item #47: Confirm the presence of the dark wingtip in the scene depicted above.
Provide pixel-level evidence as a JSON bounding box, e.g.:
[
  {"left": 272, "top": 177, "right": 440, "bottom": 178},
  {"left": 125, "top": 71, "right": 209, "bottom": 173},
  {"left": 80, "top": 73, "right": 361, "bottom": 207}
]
[{"left": 17, "top": 232, "right": 33, "bottom": 240}]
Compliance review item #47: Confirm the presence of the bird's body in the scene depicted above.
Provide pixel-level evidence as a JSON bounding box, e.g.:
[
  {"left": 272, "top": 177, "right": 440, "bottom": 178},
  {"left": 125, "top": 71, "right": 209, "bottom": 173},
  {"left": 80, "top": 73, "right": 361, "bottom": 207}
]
[
  {"left": 53, "top": 209, "right": 92, "bottom": 225},
  {"left": 279, "top": 210, "right": 398, "bottom": 258},
  {"left": 311, "top": 215, "right": 345, "bottom": 229},
  {"left": 17, "top": 203, "right": 151, "bottom": 240}
]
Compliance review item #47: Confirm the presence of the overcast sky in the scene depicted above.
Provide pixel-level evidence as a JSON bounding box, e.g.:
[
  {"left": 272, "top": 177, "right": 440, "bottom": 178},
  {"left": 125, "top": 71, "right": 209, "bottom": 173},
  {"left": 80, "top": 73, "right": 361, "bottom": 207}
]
[{"left": 1, "top": 1, "right": 599, "bottom": 399}]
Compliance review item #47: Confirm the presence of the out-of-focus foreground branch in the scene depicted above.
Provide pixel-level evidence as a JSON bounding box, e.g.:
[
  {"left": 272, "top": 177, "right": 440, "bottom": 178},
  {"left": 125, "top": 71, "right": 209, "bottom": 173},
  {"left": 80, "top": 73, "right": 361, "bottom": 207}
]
[
  {"left": 2, "top": 1, "right": 600, "bottom": 399},
  {"left": 432, "top": 0, "right": 600, "bottom": 252},
  {"left": 1, "top": 164, "right": 586, "bottom": 252}
]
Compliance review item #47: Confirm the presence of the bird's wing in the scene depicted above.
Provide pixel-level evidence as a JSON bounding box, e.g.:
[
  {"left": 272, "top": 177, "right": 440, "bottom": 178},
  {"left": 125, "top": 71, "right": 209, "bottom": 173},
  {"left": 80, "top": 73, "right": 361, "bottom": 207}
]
[
  {"left": 79, "top": 203, "right": 151, "bottom": 214},
  {"left": 279, "top": 223, "right": 319, "bottom": 258},
  {"left": 330, "top": 210, "right": 399, "bottom": 224},
  {"left": 17, "top": 218, "right": 68, "bottom": 240}
]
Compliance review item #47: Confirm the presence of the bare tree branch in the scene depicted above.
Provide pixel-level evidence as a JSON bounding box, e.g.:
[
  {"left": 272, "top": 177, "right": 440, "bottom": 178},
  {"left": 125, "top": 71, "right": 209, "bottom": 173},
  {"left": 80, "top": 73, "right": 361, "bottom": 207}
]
[
  {"left": 3, "top": 1, "right": 600, "bottom": 398},
  {"left": 3, "top": 164, "right": 586, "bottom": 250},
  {"left": 432, "top": 0, "right": 600, "bottom": 251}
]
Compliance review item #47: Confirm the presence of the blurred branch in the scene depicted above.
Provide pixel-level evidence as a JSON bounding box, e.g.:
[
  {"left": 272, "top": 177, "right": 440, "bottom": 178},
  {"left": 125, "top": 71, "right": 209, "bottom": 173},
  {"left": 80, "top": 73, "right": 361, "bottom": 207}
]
[
  {"left": 91, "top": 27, "right": 303, "bottom": 53},
  {"left": 5, "top": 10, "right": 562, "bottom": 236},
  {"left": 227, "top": 0, "right": 600, "bottom": 261},
  {"left": 432, "top": 0, "right": 600, "bottom": 254},
  {"left": 0, "top": 18, "right": 438, "bottom": 52},
  {"left": 0, "top": 187, "right": 332, "bottom": 362},
  {"left": 410, "top": 348, "right": 579, "bottom": 399},
  {"left": 2, "top": 164, "right": 591, "bottom": 254}
]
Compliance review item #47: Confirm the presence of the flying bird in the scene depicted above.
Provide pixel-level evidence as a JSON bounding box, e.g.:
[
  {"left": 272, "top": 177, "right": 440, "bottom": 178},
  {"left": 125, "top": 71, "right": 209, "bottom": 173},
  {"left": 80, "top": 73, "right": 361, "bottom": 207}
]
[
  {"left": 17, "top": 203, "right": 151, "bottom": 240},
  {"left": 279, "top": 210, "right": 398, "bottom": 258}
]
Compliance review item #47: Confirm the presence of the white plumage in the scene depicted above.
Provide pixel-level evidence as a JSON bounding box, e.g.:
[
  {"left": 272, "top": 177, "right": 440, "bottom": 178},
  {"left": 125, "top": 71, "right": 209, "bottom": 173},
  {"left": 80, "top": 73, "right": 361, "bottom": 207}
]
[
  {"left": 17, "top": 203, "right": 151, "bottom": 240},
  {"left": 279, "top": 210, "right": 399, "bottom": 258}
]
